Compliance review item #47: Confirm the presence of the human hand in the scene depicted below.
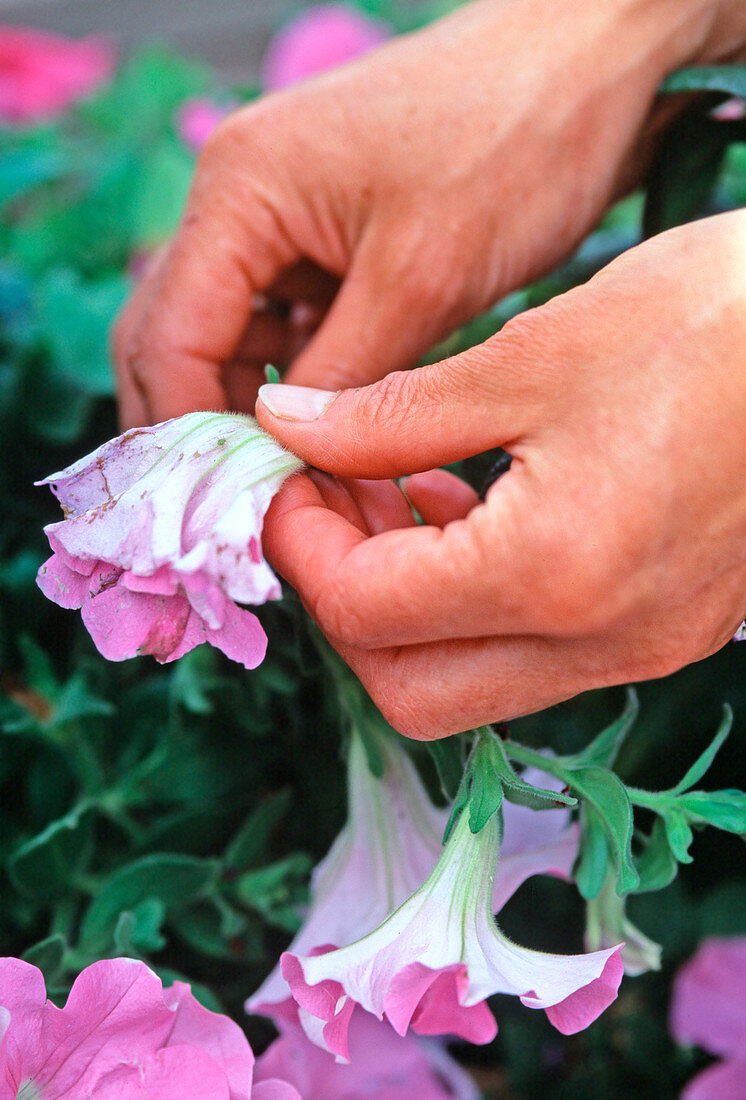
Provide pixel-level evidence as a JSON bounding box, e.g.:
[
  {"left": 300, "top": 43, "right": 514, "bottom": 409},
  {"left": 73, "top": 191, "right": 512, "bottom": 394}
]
[
  {"left": 113, "top": 0, "right": 730, "bottom": 428},
  {"left": 255, "top": 211, "right": 746, "bottom": 738}
]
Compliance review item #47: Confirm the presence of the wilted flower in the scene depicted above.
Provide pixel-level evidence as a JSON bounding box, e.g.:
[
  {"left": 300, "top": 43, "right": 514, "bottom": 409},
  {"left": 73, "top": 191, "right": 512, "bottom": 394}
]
[
  {"left": 178, "top": 97, "right": 234, "bottom": 151},
  {"left": 36, "top": 412, "right": 303, "bottom": 667},
  {"left": 670, "top": 937, "right": 746, "bottom": 1099},
  {"left": 261, "top": 3, "right": 391, "bottom": 91},
  {"left": 0, "top": 25, "right": 114, "bottom": 123},
  {"left": 281, "top": 808, "right": 622, "bottom": 1061},
  {"left": 248, "top": 732, "right": 579, "bottom": 1021},
  {"left": 0, "top": 956, "right": 300, "bottom": 1099},
  {"left": 585, "top": 872, "right": 662, "bottom": 977},
  {"left": 255, "top": 1009, "right": 480, "bottom": 1099}
]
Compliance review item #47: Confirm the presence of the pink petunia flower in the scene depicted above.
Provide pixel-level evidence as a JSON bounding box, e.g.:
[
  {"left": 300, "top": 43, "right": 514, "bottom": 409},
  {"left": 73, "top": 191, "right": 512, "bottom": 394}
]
[
  {"left": 36, "top": 412, "right": 303, "bottom": 668},
  {"left": 280, "top": 806, "right": 621, "bottom": 1062},
  {"left": 255, "top": 1009, "right": 480, "bottom": 1099},
  {"left": 670, "top": 937, "right": 746, "bottom": 1100},
  {"left": 178, "top": 98, "right": 234, "bottom": 152},
  {"left": 261, "top": 3, "right": 391, "bottom": 91},
  {"left": 711, "top": 97, "right": 746, "bottom": 122},
  {"left": 0, "top": 25, "right": 114, "bottom": 124},
  {"left": 248, "top": 731, "right": 579, "bottom": 1021},
  {"left": 0, "top": 956, "right": 299, "bottom": 1099}
]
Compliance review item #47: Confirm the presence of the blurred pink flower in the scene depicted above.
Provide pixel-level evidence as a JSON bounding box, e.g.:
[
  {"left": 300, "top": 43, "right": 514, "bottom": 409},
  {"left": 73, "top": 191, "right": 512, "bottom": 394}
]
[
  {"left": 262, "top": 3, "right": 391, "bottom": 91},
  {"left": 36, "top": 412, "right": 303, "bottom": 668},
  {"left": 281, "top": 808, "right": 621, "bottom": 1061},
  {"left": 178, "top": 98, "right": 234, "bottom": 151},
  {"left": 670, "top": 937, "right": 746, "bottom": 1100},
  {"left": 711, "top": 97, "right": 746, "bottom": 122},
  {"left": 0, "top": 956, "right": 300, "bottom": 1099},
  {"left": 255, "top": 1009, "right": 479, "bottom": 1099},
  {"left": 0, "top": 25, "right": 114, "bottom": 123},
  {"left": 248, "top": 733, "right": 579, "bottom": 1022}
]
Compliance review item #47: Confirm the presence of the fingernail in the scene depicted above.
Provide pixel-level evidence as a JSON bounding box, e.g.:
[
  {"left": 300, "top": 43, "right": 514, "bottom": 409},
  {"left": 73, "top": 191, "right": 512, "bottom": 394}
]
[{"left": 258, "top": 383, "right": 338, "bottom": 421}]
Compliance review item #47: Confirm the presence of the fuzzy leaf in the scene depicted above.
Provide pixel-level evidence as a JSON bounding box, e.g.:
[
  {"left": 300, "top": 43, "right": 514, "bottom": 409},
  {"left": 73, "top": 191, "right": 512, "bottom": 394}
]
[
  {"left": 569, "top": 688, "right": 639, "bottom": 769},
  {"left": 567, "top": 766, "right": 639, "bottom": 894},
  {"left": 9, "top": 803, "right": 92, "bottom": 901},
  {"left": 670, "top": 705, "right": 733, "bottom": 794},
  {"left": 575, "top": 804, "right": 610, "bottom": 901},
  {"left": 634, "top": 817, "right": 679, "bottom": 893},
  {"left": 80, "top": 854, "right": 220, "bottom": 949}
]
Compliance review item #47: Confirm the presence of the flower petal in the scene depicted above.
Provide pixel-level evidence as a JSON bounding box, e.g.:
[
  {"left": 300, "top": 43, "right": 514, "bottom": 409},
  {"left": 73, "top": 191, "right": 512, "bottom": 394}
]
[
  {"left": 671, "top": 937, "right": 746, "bottom": 1058},
  {"left": 682, "top": 1059, "right": 746, "bottom": 1100},
  {"left": 542, "top": 950, "right": 624, "bottom": 1034},
  {"left": 81, "top": 584, "right": 192, "bottom": 662}
]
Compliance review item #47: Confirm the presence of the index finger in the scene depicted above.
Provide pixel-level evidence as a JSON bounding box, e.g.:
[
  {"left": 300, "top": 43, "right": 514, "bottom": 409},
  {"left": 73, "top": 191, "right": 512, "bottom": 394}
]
[
  {"left": 116, "top": 122, "right": 299, "bottom": 424},
  {"left": 263, "top": 465, "right": 552, "bottom": 649}
]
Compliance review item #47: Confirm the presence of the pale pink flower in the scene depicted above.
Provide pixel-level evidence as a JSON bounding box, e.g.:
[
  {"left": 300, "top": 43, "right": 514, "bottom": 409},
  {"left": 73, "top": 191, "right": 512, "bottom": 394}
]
[
  {"left": 248, "top": 733, "right": 579, "bottom": 1020},
  {"left": 0, "top": 26, "right": 114, "bottom": 124},
  {"left": 281, "top": 808, "right": 621, "bottom": 1061},
  {"left": 261, "top": 4, "right": 391, "bottom": 91},
  {"left": 0, "top": 956, "right": 300, "bottom": 1099},
  {"left": 711, "top": 97, "right": 746, "bottom": 122},
  {"left": 255, "top": 1010, "right": 479, "bottom": 1099},
  {"left": 670, "top": 937, "right": 746, "bottom": 1100},
  {"left": 178, "top": 98, "right": 234, "bottom": 151},
  {"left": 36, "top": 412, "right": 303, "bottom": 668}
]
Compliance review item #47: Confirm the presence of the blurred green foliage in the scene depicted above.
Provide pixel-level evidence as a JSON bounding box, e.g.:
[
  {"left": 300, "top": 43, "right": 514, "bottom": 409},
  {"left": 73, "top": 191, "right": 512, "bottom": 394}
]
[{"left": 0, "top": 26, "right": 745, "bottom": 1100}]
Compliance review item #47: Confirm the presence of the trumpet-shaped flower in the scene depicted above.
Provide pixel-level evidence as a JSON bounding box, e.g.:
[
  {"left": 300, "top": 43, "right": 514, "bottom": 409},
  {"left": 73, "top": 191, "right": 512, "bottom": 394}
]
[
  {"left": 281, "top": 809, "right": 622, "bottom": 1061},
  {"left": 254, "top": 1010, "right": 479, "bottom": 1100},
  {"left": 248, "top": 733, "right": 579, "bottom": 1020},
  {"left": 0, "top": 956, "right": 300, "bottom": 1099},
  {"left": 0, "top": 26, "right": 114, "bottom": 123},
  {"left": 36, "top": 412, "right": 303, "bottom": 668},
  {"left": 670, "top": 937, "right": 746, "bottom": 1100},
  {"left": 261, "top": 4, "right": 391, "bottom": 91}
]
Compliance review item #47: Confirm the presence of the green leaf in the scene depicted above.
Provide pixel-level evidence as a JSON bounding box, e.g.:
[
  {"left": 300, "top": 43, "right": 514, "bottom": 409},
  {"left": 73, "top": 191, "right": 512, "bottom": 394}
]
[
  {"left": 80, "top": 854, "right": 220, "bottom": 950},
  {"left": 643, "top": 103, "right": 729, "bottom": 237},
  {"left": 469, "top": 762, "right": 503, "bottom": 833},
  {"left": 233, "top": 853, "right": 312, "bottom": 933},
  {"left": 661, "top": 64, "right": 746, "bottom": 98},
  {"left": 9, "top": 803, "right": 92, "bottom": 901},
  {"left": 426, "top": 736, "right": 465, "bottom": 802},
  {"left": 264, "top": 364, "right": 281, "bottom": 385},
  {"left": 442, "top": 768, "right": 471, "bottom": 844},
  {"left": 570, "top": 688, "right": 639, "bottom": 769},
  {"left": 567, "top": 766, "right": 639, "bottom": 894},
  {"left": 575, "top": 805, "right": 610, "bottom": 900},
  {"left": 114, "top": 897, "right": 167, "bottom": 954},
  {"left": 129, "top": 138, "right": 194, "bottom": 247},
  {"left": 677, "top": 789, "right": 746, "bottom": 834},
  {"left": 634, "top": 817, "right": 679, "bottom": 893},
  {"left": 173, "top": 902, "right": 261, "bottom": 963},
  {"left": 18, "top": 634, "right": 58, "bottom": 697},
  {"left": 663, "top": 808, "right": 695, "bottom": 864},
  {"left": 22, "top": 933, "right": 67, "bottom": 984},
  {"left": 223, "top": 789, "right": 292, "bottom": 872},
  {"left": 487, "top": 736, "right": 577, "bottom": 809},
  {"left": 51, "top": 674, "right": 115, "bottom": 727},
  {"left": 670, "top": 705, "right": 733, "bottom": 794},
  {"left": 35, "top": 268, "right": 129, "bottom": 397}
]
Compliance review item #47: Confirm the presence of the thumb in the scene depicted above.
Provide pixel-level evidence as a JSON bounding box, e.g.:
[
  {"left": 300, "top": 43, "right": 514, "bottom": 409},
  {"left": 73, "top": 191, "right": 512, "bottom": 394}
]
[{"left": 255, "top": 324, "right": 552, "bottom": 478}]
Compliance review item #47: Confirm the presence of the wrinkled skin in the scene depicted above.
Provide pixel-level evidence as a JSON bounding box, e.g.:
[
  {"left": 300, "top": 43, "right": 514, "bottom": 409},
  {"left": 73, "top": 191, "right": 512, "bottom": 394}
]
[{"left": 114, "top": 0, "right": 746, "bottom": 737}]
